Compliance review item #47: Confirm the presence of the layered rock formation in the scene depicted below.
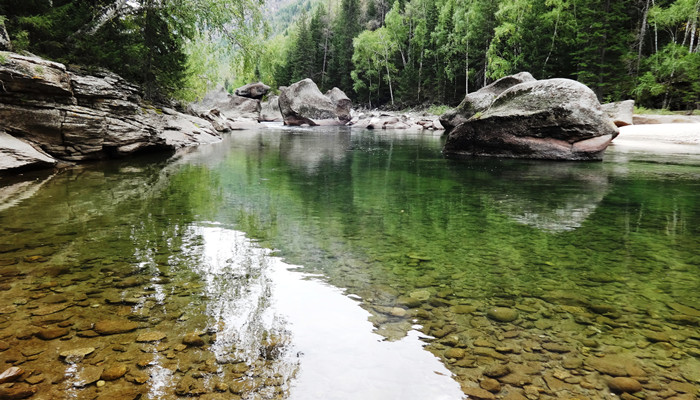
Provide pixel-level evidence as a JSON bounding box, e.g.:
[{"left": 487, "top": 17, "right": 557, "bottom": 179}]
[
  {"left": 443, "top": 77, "right": 619, "bottom": 161},
  {"left": 279, "top": 79, "right": 352, "bottom": 126},
  {"left": 0, "top": 52, "right": 221, "bottom": 172}
]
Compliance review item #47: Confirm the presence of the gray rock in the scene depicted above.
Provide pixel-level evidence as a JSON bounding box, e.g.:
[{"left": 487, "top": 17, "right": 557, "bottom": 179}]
[
  {"left": 279, "top": 79, "right": 345, "bottom": 126},
  {"left": 190, "top": 87, "right": 261, "bottom": 120},
  {"left": 235, "top": 82, "right": 270, "bottom": 99},
  {"left": 260, "top": 95, "right": 283, "bottom": 122},
  {"left": 325, "top": 87, "right": 352, "bottom": 121},
  {"left": 0, "top": 131, "right": 57, "bottom": 171},
  {"left": 443, "top": 78, "right": 619, "bottom": 161},
  {"left": 73, "top": 365, "right": 103, "bottom": 387},
  {"left": 486, "top": 307, "right": 518, "bottom": 322},
  {"left": 602, "top": 100, "right": 634, "bottom": 127},
  {"left": 607, "top": 377, "right": 642, "bottom": 393},
  {"left": 0, "top": 51, "right": 221, "bottom": 172},
  {"left": 0, "top": 367, "right": 24, "bottom": 384},
  {"left": 440, "top": 72, "right": 536, "bottom": 133}
]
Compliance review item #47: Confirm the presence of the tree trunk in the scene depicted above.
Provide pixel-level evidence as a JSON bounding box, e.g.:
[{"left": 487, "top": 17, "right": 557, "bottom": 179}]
[
  {"left": 418, "top": 49, "right": 423, "bottom": 103},
  {"left": 637, "top": 0, "right": 650, "bottom": 73},
  {"left": 68, "top": 0, "right": 135, "bottom": 42},
  {"left": 0, "top": 18, "right": 12, "bottom": 51}
]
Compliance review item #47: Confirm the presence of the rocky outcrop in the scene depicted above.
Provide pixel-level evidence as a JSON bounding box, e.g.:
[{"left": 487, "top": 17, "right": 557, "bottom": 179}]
[
  {"left": 235, "top": 82, "right": 270, "bottom": 100},
  {"left": 348, "top": 111, "right": 444, "bottom": 131},
  {"left": 602, "top": 100, "right": 634, "bottom": 127},
  {"left": 440, "top": 72, "right": 536, "bottom": 133},
  {"left": 0, "top": 130, "right": 57, "bottom": 171},
  {"left": 279, "top": 79, "right": 350, "bottom": 126},
  {"left": 0, "top": 52, "right": 221, "bottom": 172},
  {"left": 260, "top": 95, "right": 283, "bottom": 122},
  {"left": 443, "top": 78, "right": 619, "bottom": 161},
  {"left": 189, "top": 87, "right": 261, "bottom": 121}
]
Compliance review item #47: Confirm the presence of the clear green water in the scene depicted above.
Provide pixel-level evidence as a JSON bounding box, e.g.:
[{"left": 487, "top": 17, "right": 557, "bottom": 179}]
[{"left": 1, "top": 127, "right": 699, "bottom": 399}]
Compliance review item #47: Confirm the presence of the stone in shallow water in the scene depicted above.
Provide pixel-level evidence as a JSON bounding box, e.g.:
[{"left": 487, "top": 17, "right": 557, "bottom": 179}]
[
  {"left": 30, "top": 303, "right": 69, "bottom": 316},
  {"left": 73, "top": 365, "right": 103, "bottom": 387},
  {"left": 175, "top": 374, "right": 207, "bottom": 396},
  {"left": 487, "top": 307, "right": 518, "bottom": 322},
  {"left": 0, "top": 384, "right": 37, "bottom": 399},
  {"left": 562, "top": 357, "right": 583, "bottom": 369},
  {"left": 480, "top": 378, "right": 501, "bottom": 393},
  {"left": 483, "top": 363, "right": 510, "bottom": 378},
  {"left": 444, "top": 348, "right": 465, "bottom": 359},
  {"left": 541, "top": 342, "right": 572, "bottom": 353},
  {"left": 452, "top": 305, "right": 477, "bottom": 314},
  {"left": 0, "top": 366, "right": 24, "bottom": 383},
  {"left": 461, "top": 386, "right": 496, "bottom": 400},
  {"left": 94, "top": 319, "right": 139, "bottom": 335},
  {"left": 680, "top": 358, "right": 700, "bottom": 383},
  {"left": 643, "top": 330, "right": 671, "bottom": 343},
  {"left": 409, "top": 289, "right": 431, "bottom": 301},
  {"left": 59, "top": 347, "right": 95, "bottom": 361},
  {"left": 667, "top": 302, "right": 700, "bottom": 317},
  {"left": 183, "top": 332, "right": 205, "bottom": 347},
  {"left": 136, "top": 331, "right": 166, "bottom": 343},
  {"left": 586, "top": 355, "right": 645, "bottom": 377},
  {"left": 607, "top": 377, "right": 642, "bottom": 393},
  {"left": 101, "top": 365, "right": 128, "bottom": 381},
  {"left": 36, "top": 327, "right": 69, "bottom": 340}
]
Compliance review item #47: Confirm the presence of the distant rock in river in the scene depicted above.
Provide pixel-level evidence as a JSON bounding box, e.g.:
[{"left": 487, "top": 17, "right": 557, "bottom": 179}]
[{"left": 279, "top": 79, "right": 351, "bottom": 126}]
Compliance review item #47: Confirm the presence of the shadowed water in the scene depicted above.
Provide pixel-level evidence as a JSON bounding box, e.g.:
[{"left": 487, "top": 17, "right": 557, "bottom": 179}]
[{"left": 0, "top": 126, "right": 699, "bottom": 399}]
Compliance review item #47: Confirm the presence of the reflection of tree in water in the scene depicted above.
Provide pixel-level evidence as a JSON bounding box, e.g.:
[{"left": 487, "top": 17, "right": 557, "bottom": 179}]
[{"left": 0, "top": 159, "right": 297, "bottom": 399}]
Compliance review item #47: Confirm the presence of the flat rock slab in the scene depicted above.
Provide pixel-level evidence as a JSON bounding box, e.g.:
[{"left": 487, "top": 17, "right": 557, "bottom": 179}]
[
  {"left": 59, "top": 347, "right": 95, "bottom": 362},
  {"left": 73, "top": 365, "right": 104, "bottom": 387},
  {"left": 94, "top": 319, "right": 139, "bottom": 335},
  {"left": 136, "top": 331, "right": 166, "bottom": 343},
  {"left": 0, "top": 367, "right": 24, "bottom": 383}
]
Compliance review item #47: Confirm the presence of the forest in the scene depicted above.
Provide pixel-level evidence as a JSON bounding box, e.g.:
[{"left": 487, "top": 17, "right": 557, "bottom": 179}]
[
  {"left": 1, "top": 0, "right": 699, "bottom": 110},
  {"left": 264, "top": 0, "right": 700, "bottom": 110}
]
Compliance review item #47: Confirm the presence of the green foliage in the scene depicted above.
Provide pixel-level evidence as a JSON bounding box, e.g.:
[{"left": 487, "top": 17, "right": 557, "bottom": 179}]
[
  {"left": 426, "top": 104, "right": 451, "bottom": 115},
  {"left": 242, "top": 0, "right": 698, "bottom": 110},
  {"left": 1, "top": 0, "right": 265, "bottom": 101}
]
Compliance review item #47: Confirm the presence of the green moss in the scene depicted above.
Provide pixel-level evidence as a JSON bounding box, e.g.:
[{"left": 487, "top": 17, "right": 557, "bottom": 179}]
[{"left": 426, "top": 105, "right": 451, "bottom": 116}]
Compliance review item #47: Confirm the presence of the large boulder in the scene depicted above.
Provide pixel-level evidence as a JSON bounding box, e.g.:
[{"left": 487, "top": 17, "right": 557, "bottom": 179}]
[
  {"left": 235, "top": 82, "right": 270, "bottom": 100},
  {"left": 325, "top": 87, "right": 352, "bottom": 121},
  {"left": 440, "top": 72, "right": 536, "bottom": 133},
  {"left": 260, "top": 95, "right": 283, "bottom": 122},
  {"left": 279, "top": 79, "right": 348, "bottom": 126},
  {"left": 189, "top": 87, "right": 261, "bottom": 121},
  {"left": 602, "top": 100, "right": 634, "bottom": 127},
  {"left": 443, "top": 78, "right": 619, "bottom": 161},
  {"left": 0, "top": 51, "right": 221, "bottom": 171}
]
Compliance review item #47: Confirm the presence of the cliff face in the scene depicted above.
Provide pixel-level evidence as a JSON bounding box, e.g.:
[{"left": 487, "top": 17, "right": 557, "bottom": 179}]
[{"left": 0, "top": 52, "right": 221, "bottom": 173}]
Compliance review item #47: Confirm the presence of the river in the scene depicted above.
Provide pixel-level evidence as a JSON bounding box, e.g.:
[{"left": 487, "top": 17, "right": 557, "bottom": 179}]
[{"left": 0, "top": 125, "right": 699, "bottom": 399}]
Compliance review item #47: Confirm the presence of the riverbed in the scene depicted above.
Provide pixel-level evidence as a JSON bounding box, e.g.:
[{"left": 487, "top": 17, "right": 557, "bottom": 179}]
[{"left": 0, "top": 124, "right": 699, "bottom": 399}]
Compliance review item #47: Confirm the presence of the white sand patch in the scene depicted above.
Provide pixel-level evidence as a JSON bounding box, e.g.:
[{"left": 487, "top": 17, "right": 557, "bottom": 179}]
[{"left": 611, "top": 124, "right": 700, "bottom": 154}]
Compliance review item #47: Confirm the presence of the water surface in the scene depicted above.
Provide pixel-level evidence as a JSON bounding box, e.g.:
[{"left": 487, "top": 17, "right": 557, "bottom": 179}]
[{"left": 1, "top": 126, "right": 699, "bottom": 399}]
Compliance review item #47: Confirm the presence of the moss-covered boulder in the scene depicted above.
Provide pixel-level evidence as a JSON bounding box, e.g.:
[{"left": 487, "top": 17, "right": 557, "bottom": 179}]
[{"left": 443, "top": 78, "right": 618, "bottom": 161}]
